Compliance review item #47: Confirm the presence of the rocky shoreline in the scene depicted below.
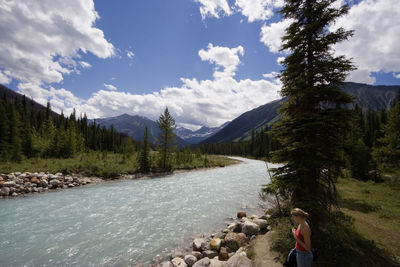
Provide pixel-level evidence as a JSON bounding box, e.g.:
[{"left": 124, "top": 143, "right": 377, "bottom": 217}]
[
  {"left": 0, "top": 171, "right": 105, "bottom": 198},
  {"left": 154, "top": 210, "right": 272, "bottom": 267}
]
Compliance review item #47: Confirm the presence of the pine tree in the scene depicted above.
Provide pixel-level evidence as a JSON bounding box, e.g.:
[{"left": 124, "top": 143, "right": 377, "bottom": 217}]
[
  {"left": 268, "top": 0, "right": 355, "bottom": 224},
  {"left": 372, "top": 90, "right": 400, "bottom": 171},
  {"left": 0, "top": 100, "right": 9, "bottom": 160},
  {"left": 9, "top": 105, "right": 23, "bottom": 162},
  {"left": 138, "top": 126, "right": 150, "bottom": 172},
  {"left": 345, "top": 107, "right": 371, "bottom": 180},
  {"left": 156, "top": 107, "right": 177, "bottom": 170}
]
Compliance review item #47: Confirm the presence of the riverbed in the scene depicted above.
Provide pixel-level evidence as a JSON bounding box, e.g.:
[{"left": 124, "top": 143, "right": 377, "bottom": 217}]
[{"left": 0, "top": 157, "right": 275, "bottom": 266}]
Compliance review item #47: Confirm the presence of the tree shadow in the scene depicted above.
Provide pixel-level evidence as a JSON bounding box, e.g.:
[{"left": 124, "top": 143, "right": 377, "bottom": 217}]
[{"left": 339, "top": 198, "right": 379, "bottom": 213}]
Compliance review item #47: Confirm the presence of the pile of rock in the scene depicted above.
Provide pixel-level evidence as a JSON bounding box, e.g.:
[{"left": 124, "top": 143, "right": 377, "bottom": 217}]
[
  {"left": 0, "top": 171, "right": 99, "bottom": 198},
  {"left": 157, "top": 211, "right": 271, "bottom": 267}
]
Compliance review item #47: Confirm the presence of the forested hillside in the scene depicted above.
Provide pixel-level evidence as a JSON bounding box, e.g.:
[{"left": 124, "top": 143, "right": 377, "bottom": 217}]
[
  {"left": 0, "top": 89, "right": 137, "bottom": 162},
  {"left": 203, "top": 82, "right": 399, "bottom": 143}
]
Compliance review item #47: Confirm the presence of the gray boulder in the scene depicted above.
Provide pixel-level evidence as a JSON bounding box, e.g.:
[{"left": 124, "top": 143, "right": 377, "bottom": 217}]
[
  {"left": 227, "top": 222, "right": 241, "bottom": 233},
  {"left": 252, "top": 218, "right": 268, "bottom": 230},
  {"left": 192, "top": 257, "right": 210, "bottom": 267},
  {"left": 224, "top": 232, "right": 239, "bottom": 252},
  {"left": 184, "top": 254, "right": 197, "bottom": 266},
  {"left": 3, "top": 181, "right": 16, "bottom": 187},
  {"left": 210, "top": 259, "right": 228, "bottom": 267},
  {"left": 226, "top": 252, "right": 252, "bottom": 267},
  {"left": 0, "top": 187, "right": 10, "bottom": 196},
  {"left": 241, "top": 220, "right": 259, "bottom": 236},
  {"left": 50, "top": 179, "right": 60, "bottom": 187}
]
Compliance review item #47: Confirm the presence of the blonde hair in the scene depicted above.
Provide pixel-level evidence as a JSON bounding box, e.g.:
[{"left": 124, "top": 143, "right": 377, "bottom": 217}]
[{"left": 291, "top": 208, "right": 309, "bottom": 219}]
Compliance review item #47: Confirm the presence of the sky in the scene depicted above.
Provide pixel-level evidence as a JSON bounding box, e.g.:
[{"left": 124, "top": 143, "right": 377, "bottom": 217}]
[{"left": 0, "top": 0, "right": 399, "bottom": 130}]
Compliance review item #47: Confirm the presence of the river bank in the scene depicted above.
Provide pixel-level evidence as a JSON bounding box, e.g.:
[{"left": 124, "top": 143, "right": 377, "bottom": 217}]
[
  {"left": 152, "top": 210, "right": 282, "bottom": 267},
  {"left": 0, "top": 159, "right": 243, "bottom": 199}
]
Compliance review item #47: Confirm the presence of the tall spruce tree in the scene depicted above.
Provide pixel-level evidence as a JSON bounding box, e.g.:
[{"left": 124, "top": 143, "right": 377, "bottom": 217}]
[
  {"left": 138, "top": 126, "right": 150, "bottom": 172},
  {"left": 156, "top": 107, "right": 176, "bottom": 170},
  {"left": 372, "top": 90, "right": 400, "bottom": 170},
  {"left": 268, "top": 0, "right": 355, "bottom": 224}
]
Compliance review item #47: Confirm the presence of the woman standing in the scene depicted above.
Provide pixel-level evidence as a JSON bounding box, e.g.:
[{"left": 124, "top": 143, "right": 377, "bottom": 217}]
[{"left": 291, "top": 208, "right": 313, "bottom": 267}]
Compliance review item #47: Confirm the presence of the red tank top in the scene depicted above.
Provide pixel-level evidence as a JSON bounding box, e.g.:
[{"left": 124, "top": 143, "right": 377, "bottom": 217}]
[{"left": 295, "top": 228, "right": 308, "bottom": 252}]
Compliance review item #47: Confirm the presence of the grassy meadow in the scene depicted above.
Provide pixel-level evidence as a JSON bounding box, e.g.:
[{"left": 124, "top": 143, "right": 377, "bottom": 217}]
[{"left": 0, "top": 150, "right": 240, "bottom": 178}]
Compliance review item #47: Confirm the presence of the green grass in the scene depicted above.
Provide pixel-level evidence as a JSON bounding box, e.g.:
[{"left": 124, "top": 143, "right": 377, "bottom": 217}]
[
  {"left": 265, "top": 174, "right": 400, "bottom": 266},
  {"left": 0, "top": 151, "right": 239, "bottom": 178},
  {"left": 337, "top": 176, "right": 400, "bottom": 263}
]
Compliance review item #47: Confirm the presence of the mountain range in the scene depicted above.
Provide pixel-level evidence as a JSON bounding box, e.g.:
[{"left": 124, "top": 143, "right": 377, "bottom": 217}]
[
  {"left": 201, "top": 82, "right": 400, "bottom": 143},
  {"left": 1, "top": 82, "right": 398, "bottom": 145}
]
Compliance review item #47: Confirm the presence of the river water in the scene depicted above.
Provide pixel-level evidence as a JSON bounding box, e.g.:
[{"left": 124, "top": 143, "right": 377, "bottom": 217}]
[{"left": 0, "top": 157, "right": 274, "bottom": 266}]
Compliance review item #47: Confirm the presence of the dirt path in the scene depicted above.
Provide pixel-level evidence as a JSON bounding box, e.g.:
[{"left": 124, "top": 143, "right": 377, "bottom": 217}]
[{"left": 249, "top": 231, "right": 283, "bottom": 267}]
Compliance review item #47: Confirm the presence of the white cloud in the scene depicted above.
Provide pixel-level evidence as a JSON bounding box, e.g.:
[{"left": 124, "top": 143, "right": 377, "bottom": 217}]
[
  {"left": 0, "top": 71, "right": 11, "bottom": 85},
  {"left": 126, "top": 50, "right": 135, "bottom": 59},
  {"left": 394, "top": 73, "right": 400, "bottom": 79},
  {"left": 331, "top": 0, "right": 400, "bottom": 84},
  {"left": 260, "top": 19, "right": 293, "bottom": 53},
  {"left": 15, "top": 44, "right": 281, "bottom": 128},
  {"left": 259, "top": 0, "right": 400, "bottom": 84},
  {"left": 198, "top": 43, "right": 244, "bottom": 79},
  {"left": 194, "top": 0, "right": 231, "bottom": 19},
  {"left": 104, "top": 83, "right": 117, "bottom": 91},
  {"left": 235, "top": 0, "right": 284, "bottom": 22},
  {"left": 263, "top": 71, "right": 279, "bottom": 79},
  {"left": 0, "top": 0, "right": 114, "bottom": 86},
  {"left": 276, "top": 56, "right": 285, "bottom": 65},
  {"left": 79, "top": 61, "right": 92, "bottom": 69}
]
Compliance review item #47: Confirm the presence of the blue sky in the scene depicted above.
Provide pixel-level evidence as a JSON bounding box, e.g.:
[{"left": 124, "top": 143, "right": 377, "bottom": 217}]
[
  {"left": 0, "top": 0, "right": 399, "bottom": 129},
  {"left": 60, "top": 0, "right": 283, "bottom": 99}
]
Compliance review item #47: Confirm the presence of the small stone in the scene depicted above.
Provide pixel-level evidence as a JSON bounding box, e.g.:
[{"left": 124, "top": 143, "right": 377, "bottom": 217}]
[
  {"left": 227, "top": 222, "right": 241, "bottom": 233},
  {"left": 192, "top": 257, "right": 210, "bottom": 267},
  {"left": 65, "top": 176, "right": 74, "bottom": 183},
  {"left": 184, "top": 254, "right": 197, "bottom": 266},
  {"left": 0, "top": 187, "right": 10, "bottom": 196},
  {"left": 50, "top": 179, "right": 60, "bottom": 187},
  {"left": 193, "top": 238, "right": 206, "bottom": 252},
  {"left": 210, "top": 238, "right": 221, "bottom": 251},
  {"left": 250, "top": 214, "right": 258, "bottom": 219},
  {"left": 11, "top": 192, "right": 18, "bottom": 197},
  {"left": 170, "top": 249, "right": 184, "bottom": 259},
  {"left": 30, "top": 177, "right": 40, "bottom": 184},
  {"left": 191, "top": 251, "right": 203, "bottom": 260},
  {"left": 3, "top": 181, "right": 16, "bottom": 187},
  {"left": 218, "top": 247, "right": 229, "bottom": 261},
  {"left": 159, "top": 261, "right": 173, "bottom": 267},
  {"left": 202, "top": 250, "right": 218, "bottom": 259},
  {"left": 171, "top": 257, "right": 187, "bottom": 267},
  {"left": 68, "top": 184, "right": 74, "bottom": 188},
  {"left": 40, "top": 179, "right": 48, "bottom": 187},
  {"left": 237, "top": 211, "right": 247, "bottom": 219}
]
